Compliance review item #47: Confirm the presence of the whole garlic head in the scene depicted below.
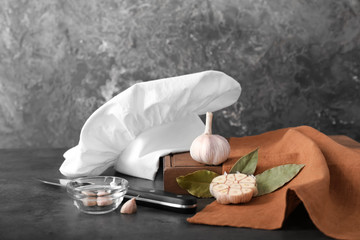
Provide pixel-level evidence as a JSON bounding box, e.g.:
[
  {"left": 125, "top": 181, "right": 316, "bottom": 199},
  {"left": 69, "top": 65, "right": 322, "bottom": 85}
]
[{"left": 190, "top": 112, "right": 230, "bottom": 165}]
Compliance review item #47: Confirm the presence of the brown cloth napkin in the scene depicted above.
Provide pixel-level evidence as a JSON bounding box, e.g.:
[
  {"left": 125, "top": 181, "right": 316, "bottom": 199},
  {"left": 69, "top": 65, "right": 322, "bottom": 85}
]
[{"left": 187, "top": 126, "right": 360, "bottom": 239}]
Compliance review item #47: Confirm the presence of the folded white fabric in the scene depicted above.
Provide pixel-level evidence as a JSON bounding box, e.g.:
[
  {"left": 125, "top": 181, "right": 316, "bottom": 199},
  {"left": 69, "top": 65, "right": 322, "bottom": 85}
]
[{"left": 60, "top": 70, "right": 241, "bottom": 180}]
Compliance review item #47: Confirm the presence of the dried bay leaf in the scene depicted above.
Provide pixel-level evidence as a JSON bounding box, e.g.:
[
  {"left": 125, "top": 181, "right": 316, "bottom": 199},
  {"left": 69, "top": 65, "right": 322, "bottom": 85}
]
[
  {"left": 176, "top": 170, "right": 219, "bottom": 198},
  {"left": 255, "top": 164, "right": 305, "bottom": 196},
  {"left": 229, "top": 148, "right": 258, "bottom": 175}
]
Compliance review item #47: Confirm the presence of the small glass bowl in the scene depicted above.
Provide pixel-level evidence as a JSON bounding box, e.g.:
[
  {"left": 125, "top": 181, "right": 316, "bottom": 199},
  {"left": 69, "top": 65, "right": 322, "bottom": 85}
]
[{"left": 66, "top": 176, "right": 128, "bottom": 214}]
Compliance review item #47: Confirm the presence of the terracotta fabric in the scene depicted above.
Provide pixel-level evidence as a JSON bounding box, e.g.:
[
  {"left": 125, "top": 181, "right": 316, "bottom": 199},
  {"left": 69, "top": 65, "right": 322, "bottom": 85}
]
[{"left": 187, "top": 126, "right": 360, "bottom": 239}]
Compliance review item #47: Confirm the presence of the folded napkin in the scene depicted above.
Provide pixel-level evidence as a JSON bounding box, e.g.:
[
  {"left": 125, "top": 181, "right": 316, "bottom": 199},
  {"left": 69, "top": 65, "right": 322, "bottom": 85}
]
[
  {"left": 188, "top": 126, "right": 360, "bottom": 240},
  {"left": 60, "top": 70, "right": 241, "bottom": 180}
]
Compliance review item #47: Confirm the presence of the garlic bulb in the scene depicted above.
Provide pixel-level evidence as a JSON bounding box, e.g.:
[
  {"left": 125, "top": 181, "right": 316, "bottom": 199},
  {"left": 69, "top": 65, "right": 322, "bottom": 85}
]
[
  {"left": 190, "top": 112, "right": 230, "bottom": 165},
  {"left": 210, "top": 173, "right": 257, "bottom": 204}
]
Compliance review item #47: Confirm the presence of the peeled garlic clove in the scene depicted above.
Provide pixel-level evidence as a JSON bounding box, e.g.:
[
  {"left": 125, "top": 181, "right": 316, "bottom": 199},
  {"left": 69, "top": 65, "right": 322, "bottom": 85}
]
[
  {"left": 97, "top": 189, "right": 111, "bottom": 196},
  {"left": 81, "top": 197, "right": 97, "bottom": 207},
  {"left": 81, "top": 190, "right": 97, "bottom": 196},
  {"left": 190, "top": 112, "right": 230, "bottom": 165},
  {"left": 120, "top": 197, "right": 137, "bottom": 214},
  {"left": 97, "top": 196, "right": 113, "bottom": 206}
]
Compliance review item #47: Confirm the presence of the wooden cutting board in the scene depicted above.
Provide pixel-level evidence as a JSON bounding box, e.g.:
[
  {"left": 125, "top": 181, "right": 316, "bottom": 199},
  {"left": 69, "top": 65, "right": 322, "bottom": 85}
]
[{"left": 163, "top": 152, "right": 223, "bottom": 194}]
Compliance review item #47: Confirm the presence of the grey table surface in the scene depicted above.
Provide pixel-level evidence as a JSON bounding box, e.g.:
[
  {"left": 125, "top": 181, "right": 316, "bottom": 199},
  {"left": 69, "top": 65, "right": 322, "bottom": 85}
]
[{"left": 0, "top": 149, "right": 331, "bottom": 240}]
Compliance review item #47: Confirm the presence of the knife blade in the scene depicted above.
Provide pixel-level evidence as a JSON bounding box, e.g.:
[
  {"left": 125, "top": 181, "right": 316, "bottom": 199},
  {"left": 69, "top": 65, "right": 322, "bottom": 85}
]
[{"left": 37, "top": 178, "right": 197, "bottom": 213}]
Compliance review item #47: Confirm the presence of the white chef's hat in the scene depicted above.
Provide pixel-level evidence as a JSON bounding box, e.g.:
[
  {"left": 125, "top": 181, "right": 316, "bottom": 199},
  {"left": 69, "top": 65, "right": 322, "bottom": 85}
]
[{"left": 60, "top": 70, "right": 241, "bottom": 180}]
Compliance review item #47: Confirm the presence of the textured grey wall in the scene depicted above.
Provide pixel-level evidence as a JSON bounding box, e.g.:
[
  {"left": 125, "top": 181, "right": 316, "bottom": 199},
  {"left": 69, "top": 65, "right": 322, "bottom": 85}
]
[{"left": 1, "top": 0, "right": 360, "bottom": 148}]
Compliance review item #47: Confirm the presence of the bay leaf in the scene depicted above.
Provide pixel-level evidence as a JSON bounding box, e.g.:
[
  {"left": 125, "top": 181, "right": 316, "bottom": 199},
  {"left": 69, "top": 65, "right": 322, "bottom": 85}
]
[
  {"left": 255, "top": 164, "right": 305, "bottom": 196},
  {"left": 229, "top": 148, "right": 259, "bottom": 175},
  {"left": 176, "top": 170, "right": 219, "bottom": 198}
]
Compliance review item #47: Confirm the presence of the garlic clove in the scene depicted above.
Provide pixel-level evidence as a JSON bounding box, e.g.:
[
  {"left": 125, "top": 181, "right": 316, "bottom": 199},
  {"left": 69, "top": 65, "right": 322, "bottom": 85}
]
[
  {"left": 241, "top": 176, "right": 256, "bottom": 184},
  {"left": 211, "top": 175, "right": 227, "bottom": 183},
  {"left": 235, "top": 173, "right": 247, "bottom": 181},
  {"left": 226, "top": 174, "right": 235, "bottom": 181},
  {"left": 81, "top": 197, "right": 97, "bottom": 207},
  {"left": 97, "top": 189, "right": 111, "bottom": 196},
  {"left": 240, "top": 188, "right": 254, "bottom": 202},
  {"left": 212, "top": 183, "right": 229, "bottom": 193},
  {"left": 229, "top": 188, "right": 243, "bottom": 203},
  {"left": 81, "top": 190, "right": 97, "bottom": 196},
  {"left": 97, "top": 196, "right": 113, "bottom": 206},
  {"left": 120, "top": 197, "right": 137, "bottom": 214}
]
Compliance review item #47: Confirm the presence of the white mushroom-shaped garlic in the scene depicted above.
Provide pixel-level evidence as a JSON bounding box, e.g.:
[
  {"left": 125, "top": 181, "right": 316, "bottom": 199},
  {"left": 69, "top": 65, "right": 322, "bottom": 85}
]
[{"left": 190, "top": 112, "right": 230, "bottom": 165}]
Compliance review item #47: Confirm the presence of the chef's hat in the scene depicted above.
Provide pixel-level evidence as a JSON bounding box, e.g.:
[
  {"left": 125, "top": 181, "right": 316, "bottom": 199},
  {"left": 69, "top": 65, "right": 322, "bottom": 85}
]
[{"left": 60, "top": 70, "right": 241, "bottom": 180}]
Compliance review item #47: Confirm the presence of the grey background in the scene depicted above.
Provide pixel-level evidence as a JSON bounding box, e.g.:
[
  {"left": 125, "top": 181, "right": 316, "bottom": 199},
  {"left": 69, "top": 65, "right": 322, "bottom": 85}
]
[{"left": 1, "top": 0, "right": 360, "bottom": 148}]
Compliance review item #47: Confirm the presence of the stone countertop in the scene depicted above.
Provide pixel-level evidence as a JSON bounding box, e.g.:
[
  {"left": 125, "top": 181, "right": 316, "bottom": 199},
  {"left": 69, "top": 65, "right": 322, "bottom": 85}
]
[{"left": 0, "top": 149, "right": 330, "bottom": 240}]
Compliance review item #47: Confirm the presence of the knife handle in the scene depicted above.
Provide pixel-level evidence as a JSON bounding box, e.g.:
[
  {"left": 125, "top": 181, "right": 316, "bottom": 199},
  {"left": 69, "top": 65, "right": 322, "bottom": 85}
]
[{"left": 125, "top": 188, "right": 197, "bottom": 213}]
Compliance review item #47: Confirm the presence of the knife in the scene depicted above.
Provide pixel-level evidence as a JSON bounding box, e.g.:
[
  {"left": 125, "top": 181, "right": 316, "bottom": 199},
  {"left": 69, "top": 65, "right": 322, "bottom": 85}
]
[{"left": 37, "top": 178, "right": 197, "bottom": 213}]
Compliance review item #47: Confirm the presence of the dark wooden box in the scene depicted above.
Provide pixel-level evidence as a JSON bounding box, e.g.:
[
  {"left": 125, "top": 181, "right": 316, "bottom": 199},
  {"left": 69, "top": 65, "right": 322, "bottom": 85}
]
[{"left": 163, "top": 152, "right": 223, "bottom": 194}]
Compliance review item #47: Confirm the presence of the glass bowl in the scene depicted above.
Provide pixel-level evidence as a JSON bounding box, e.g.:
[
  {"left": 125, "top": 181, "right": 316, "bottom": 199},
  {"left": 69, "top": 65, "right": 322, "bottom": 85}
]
[{"left": 66, "top": 176, "right": 128, "bottom": 214}]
